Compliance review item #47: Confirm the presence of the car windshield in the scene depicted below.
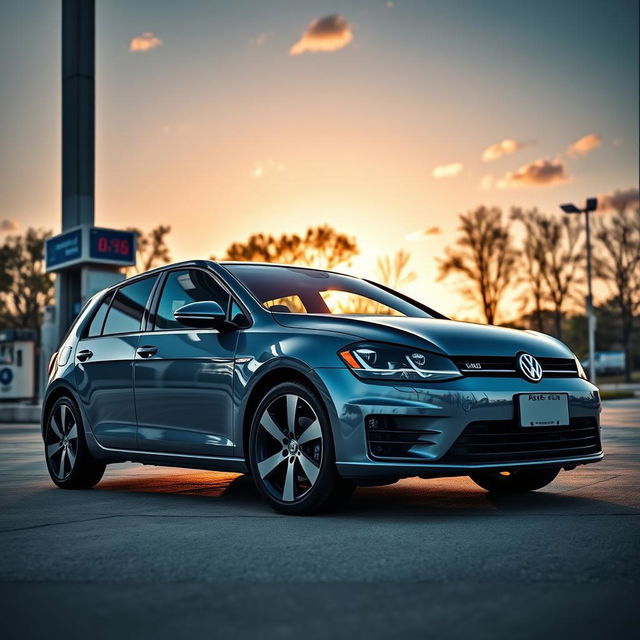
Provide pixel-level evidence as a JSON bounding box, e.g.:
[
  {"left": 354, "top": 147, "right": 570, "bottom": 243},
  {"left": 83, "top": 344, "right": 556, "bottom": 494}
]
[{"left": 223, "top": 264, "right": 440, "bottom": 318}]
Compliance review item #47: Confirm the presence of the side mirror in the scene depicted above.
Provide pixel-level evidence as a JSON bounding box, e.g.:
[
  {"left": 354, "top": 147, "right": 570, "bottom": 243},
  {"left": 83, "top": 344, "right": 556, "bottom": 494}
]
[{"left": 174, "top": 301, "right": 226, "bottom": 329}]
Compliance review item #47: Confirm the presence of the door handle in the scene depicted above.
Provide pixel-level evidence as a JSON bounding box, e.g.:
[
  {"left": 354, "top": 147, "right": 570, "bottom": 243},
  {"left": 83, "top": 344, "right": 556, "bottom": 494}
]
[
  {"left": 76, "top": 349, "right": 93, "bottom": 362},
  {"left": 136, "top": 345, "right": 158, "bottom": 358}
]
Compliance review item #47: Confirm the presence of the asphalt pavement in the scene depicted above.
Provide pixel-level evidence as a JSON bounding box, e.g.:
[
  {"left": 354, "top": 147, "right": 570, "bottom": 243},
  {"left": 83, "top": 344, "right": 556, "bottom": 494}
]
[{"left": 1, "top": 399, "right": 639, "bottom": 639}]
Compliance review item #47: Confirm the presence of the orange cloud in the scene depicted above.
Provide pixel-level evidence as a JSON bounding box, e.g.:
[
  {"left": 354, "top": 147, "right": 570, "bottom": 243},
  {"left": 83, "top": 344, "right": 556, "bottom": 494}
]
[
  {"left": 290, "top": 15, "right": 354, "bottom": 55},
  {"left": 598, "top": 187, "right": 640, "bottom": 211},
  {"left": 497, "top": 158, "right": 569, "bottom": 188},
  {"left": 405, "top": 226, "right": 441, "bottom": 242},
  {"left": 481, "top": 138, "right": 525, "bottom": 162},
  {"left": 253, "top": 32, "right": 270, "bottom": 47},
  {"left": 567, "top": 133, "right": 601, "bottom": 156},
  {"left": 129, "top": 32, "right": 163, "bottom": 53},
  {"left": 0, "top": 219, "right": 19, "bottom": 232},
  {"left": 432, "top": 162, "right": 463, "bottom": 178},
  {"left": 251, "top": 159, "right": 285, "bottom": 179}
]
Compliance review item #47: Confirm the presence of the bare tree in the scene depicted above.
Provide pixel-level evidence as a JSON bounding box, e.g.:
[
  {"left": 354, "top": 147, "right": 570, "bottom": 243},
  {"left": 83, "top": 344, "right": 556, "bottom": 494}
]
[
  {"left": 437, "top": 206, "right": 516, "bottom": 325},
  {"left": 126, "top": 225, "right": 172, "bottom": 275},
  {"left": 377, "top": 249, "right": 417, "bottom": 290},
  {"left": 594, "top": 207, "right": 640, "bottom": 381},
  {"left": 511, "top": 208, "right": 549, "bottom": 332},
  {"left": 218, "top": 224, "right": 358, "bottom": 270},
  {"left": 0, "top": 228, "right": 55, "bottom": 330},
  {"left": 513, "top": 209, "right": 584, "bottom": 338}
]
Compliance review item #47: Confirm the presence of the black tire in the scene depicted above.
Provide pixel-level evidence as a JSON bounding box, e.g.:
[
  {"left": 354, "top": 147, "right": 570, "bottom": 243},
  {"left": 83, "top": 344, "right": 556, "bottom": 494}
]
[
  {"left": 470, "top": 467, "right": 560, "bottom": 493},
  {"left": 44, "top": 396, "right": 106, "bottom": 489},
  {"left": 248, "top": 381, "right": 354, "bottom": 515}
]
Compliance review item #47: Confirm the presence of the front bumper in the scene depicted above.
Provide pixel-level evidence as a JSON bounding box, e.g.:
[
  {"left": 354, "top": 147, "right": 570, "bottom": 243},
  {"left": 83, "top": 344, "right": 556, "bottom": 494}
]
[{"left": 313, "top": 367, "right": 602, "bottom": 480}]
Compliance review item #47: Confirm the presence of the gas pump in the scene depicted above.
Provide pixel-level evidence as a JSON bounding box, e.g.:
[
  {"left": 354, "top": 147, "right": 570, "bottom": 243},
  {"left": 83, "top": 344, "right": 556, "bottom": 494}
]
[{"left": 0, "top": 330, "right": 38, "bottom": 402}]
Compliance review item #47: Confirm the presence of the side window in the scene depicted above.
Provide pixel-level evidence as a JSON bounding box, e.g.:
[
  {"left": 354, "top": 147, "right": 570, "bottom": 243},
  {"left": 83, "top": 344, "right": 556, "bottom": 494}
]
[
  {"left": 103, "top": 276, "right": 158, "bottom": 336},
  {"left": 263, "top": 295, "right": 306, "bottom": 313},
  {"left": 86, "top": 292, "right": 112, "bottom": 337},
  {"left": 154, "top": 269, "right": 230, "bottom": 331}
]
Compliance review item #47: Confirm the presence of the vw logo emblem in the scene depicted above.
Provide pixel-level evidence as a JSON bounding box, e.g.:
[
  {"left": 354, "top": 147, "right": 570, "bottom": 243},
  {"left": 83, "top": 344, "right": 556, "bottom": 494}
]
[{"left": 517, "top": 353, "right": 543, "bottom": 382}]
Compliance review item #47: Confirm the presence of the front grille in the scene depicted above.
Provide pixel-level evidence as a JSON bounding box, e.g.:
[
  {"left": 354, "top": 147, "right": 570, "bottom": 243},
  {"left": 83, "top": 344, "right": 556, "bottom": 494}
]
[
  {"left": 451, "top": 355, "right": 578, "bottom": 378},
  {"left": 537, "top": 357, "right": 580, "bottom": 376},
  {"left": 366, "top": 415, "right": 440, "bottom": 461},
  {"left": 438, "top": 417, "right": 601, "bottom": 464}
]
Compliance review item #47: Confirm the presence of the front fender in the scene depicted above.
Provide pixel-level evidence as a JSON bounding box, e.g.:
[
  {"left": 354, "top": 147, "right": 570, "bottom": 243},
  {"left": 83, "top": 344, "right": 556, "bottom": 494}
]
[{"left": 233, "top": 355, "right": 341, "bottom": 460}]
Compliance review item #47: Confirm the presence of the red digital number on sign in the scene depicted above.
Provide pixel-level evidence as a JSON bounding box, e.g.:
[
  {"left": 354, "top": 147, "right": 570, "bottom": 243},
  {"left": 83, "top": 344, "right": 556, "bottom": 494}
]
[{"left": 96, "top": 235, "right": 130, "bottom": 256}]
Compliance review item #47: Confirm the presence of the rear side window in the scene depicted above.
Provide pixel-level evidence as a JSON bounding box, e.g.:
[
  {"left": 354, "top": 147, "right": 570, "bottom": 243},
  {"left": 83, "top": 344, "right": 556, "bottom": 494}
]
[
  {"left": 103, "top": 276, "right": 158, "bottom": 336},
  {"left": 154, "top": 269, "right": 230, "bottom": 330},
  {"left": 86, "top": 292, "right": 112, "bottom": 337}
]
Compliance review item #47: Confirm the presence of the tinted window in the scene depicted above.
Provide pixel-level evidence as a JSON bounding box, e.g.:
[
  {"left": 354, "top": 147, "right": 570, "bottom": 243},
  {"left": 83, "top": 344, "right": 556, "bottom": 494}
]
[
  {"left": 225, "top": 264, "right": 440, "bottom": 318},
  {"left": 154, "top": 269, "right": 230, "bottom": 330},
  {"left": 86, "top": 292, "right": 112, "bottom": 337},
  {"left": 103, "top": 276, "right": 158, "bottom": 335}
]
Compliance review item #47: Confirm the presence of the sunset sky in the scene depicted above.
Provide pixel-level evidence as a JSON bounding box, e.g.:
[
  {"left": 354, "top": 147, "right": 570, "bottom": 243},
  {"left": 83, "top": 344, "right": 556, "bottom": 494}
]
[{"left": 1, "top": 0, "right": 638, "bottom": 319}]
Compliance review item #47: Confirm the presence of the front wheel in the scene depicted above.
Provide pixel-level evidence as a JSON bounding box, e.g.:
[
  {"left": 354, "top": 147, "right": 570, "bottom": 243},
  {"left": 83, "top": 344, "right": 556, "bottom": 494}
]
[
  {"left": 470, "top": 467, "right": 560, "bottom": 493},
  {"left": 44, "top": 396, "right": 106, "bottom": 489},
  {"left": 248, "top": 382, "right": 354, "bottom": 515}
]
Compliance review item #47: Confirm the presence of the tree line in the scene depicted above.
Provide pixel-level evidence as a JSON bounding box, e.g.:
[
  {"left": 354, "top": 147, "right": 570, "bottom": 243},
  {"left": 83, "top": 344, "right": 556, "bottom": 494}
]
[
  {"left": 1, "top": 201, "right": 637, "bottom": 380},
  {"left": 438, "top": 204, "right": 639, "bottom": 380}
]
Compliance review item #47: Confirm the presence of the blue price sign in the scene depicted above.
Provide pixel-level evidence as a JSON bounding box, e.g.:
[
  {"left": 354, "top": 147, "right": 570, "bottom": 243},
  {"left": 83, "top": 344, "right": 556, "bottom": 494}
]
[
  {"left": 45, "top": 228, "right": 82, "bottom": 271},
  {"left": 89, "top": 228, "right": 136, "bottom": 265},
  {"left": 45, "top": 226, "right": 137, "bottom": 272}
]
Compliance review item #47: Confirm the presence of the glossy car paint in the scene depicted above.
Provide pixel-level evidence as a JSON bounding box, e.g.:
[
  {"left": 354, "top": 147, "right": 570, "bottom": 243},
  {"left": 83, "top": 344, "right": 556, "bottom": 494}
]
[
  {"left": 134, "top": 328, "right": 238, "bottom": 456},
  {"left": 43, "top": 260, "right": 602, "bottom": 480}
]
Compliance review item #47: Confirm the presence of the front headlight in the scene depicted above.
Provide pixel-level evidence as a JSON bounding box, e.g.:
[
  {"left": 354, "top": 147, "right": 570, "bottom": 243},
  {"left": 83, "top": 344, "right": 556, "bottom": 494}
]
[
  {"left": 574, "top": 355, "right": 588, "bottom": 380},
  {"left": 338, "top": 342, "right": 462, "bottom": 382}
]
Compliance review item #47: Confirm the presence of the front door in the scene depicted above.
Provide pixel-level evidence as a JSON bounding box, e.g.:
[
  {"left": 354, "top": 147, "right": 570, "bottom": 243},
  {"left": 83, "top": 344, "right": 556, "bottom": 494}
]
[
  {"left": 74, "top": 275, "right": 159, "bottom": 450},
  {"left": 134, "top": 268, "right": 238, "bottom": 456}
]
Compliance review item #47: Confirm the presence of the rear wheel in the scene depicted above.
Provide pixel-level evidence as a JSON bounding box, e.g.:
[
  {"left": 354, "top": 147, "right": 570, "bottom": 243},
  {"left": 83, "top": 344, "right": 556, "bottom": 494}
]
[
  {"left": 470, "top": 467, "right": 560, "bottom": 493},
  {"left": 249, "top": 381, "right": 354, "bottom": 515},
  {"left": 44, "top": 396, "right": 106, "bottom": 489}
]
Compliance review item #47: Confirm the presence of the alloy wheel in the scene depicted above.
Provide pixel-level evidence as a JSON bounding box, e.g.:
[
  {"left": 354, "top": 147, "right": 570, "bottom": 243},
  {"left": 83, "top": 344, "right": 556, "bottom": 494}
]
[
  {"left": 255, "top": 393, "right": 323, "bottom": 503},
  {"left": 46, "top": 403, "right": 79, "bottom": 481}
]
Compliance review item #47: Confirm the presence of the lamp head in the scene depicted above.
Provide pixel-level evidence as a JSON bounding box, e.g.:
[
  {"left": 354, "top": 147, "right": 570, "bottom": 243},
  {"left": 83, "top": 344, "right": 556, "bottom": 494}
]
[
  {"left": 585, "top": 197, "right": 598, "bottom": 212},
  {"left": 560, "top": 203, "right": 580, "bottom": 214}
]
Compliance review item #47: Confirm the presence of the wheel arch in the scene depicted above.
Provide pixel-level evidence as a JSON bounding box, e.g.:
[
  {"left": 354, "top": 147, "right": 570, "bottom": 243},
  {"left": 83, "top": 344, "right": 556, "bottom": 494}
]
[
  {"left": 239, "top": 364, "right": 337, "bottom": 464},
  {"left": 41, "top": 381, "right": 81, "bottom": 438}
]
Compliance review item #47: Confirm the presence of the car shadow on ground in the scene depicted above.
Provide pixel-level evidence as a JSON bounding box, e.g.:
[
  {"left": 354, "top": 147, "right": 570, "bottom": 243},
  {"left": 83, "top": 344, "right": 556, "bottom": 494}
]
[{"left": 91, "top": 469, "right": 638, "bottom": 518}]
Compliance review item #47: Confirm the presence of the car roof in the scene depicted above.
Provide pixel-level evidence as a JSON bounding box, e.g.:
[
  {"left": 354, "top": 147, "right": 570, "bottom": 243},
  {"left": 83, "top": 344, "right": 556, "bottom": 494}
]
[{"left": 218, "top": 261, "right": 360, "bottom": 280}]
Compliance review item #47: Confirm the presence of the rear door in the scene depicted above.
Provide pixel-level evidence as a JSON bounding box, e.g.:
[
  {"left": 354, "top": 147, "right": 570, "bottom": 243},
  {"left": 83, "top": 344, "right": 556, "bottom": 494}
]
[
  {"left": 134, "top": 268, "right": 239, "bottom": 456},
  {"left": 74, "top": 275, "right": 159, "bottom": 449}
]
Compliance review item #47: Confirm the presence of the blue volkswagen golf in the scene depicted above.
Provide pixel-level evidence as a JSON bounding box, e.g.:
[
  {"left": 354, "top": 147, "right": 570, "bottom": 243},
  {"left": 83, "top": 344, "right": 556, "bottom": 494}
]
[{"left": 42, "top": 260, "right": 602, "bottom": 514}]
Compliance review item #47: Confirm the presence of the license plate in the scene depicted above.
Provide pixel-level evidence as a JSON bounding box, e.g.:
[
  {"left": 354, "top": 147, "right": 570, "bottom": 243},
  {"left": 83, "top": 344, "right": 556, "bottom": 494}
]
[{"left": 518, "top": 393, "right": 569, "bottom": 427}]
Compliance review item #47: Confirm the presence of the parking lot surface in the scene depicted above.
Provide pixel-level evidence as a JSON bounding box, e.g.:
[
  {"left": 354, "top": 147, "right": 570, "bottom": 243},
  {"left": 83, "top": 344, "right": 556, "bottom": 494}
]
[{"left": 1, "top": 399, "right": 638, "bottom": 639}]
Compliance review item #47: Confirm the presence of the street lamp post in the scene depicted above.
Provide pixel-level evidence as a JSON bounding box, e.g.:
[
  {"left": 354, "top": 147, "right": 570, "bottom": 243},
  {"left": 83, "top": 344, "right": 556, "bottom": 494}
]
[{"left": 560, "top": 198, "right": 598, "bottom": 383}]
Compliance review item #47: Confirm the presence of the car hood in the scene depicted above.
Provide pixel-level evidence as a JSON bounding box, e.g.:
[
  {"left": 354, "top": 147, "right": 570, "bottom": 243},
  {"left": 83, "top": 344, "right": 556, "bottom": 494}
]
[{"left": 273, "top": 314, "right": 573, "bottom": 358}]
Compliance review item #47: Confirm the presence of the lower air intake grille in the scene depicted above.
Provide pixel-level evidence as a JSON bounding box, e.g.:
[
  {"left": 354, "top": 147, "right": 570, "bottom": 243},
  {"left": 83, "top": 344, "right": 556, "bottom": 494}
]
[
  {"left": 439, "top": 417, "right": 601, "bottom": 464},
  {"left": 365, "top": 415, "right": 440, "bottom": 461}
]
